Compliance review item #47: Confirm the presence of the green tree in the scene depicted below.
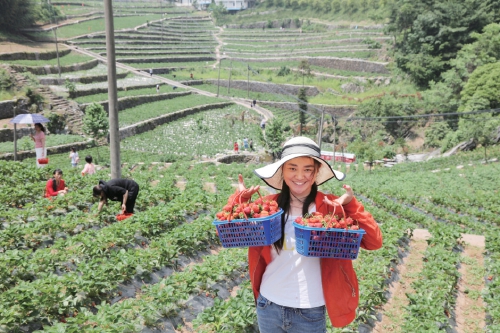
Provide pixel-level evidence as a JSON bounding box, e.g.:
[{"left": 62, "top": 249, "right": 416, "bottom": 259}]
[
  {"left": 386, "top": 0, "right": 498, "bottom": 88},
  {"left": 264, "top": 117, "right": 287, "bottom": 160},
  {"left": 0, "top": 0, "right": 36, "bottom": 31},
  {"left": 460, "top": 62, "right": 500, "bottom": 111},
  {"left": 296, "top": 60, "right": 313, "bottom": 86},
  {"left": 83, "top": 103, "right": 109, "bottom": 162},
  {"left": 297, "top": 88, "right": 308, "bottom": 135}
]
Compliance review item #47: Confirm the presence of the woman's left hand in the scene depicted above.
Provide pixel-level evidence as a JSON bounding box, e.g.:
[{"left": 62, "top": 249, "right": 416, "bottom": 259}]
[
  {"left": 121, "top": 204, "right": 126, "bottom": 214},
  {"left": 323, "top": 184, "right": 354, "bottom": 207}
]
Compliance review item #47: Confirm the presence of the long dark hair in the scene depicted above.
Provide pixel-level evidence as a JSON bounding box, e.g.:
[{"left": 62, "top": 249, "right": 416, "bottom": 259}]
[
  {"left": 35, "top": 123, "right": 46, "bottom": 133},
  {"left": 52, "top": 169, "right": 63, "bottom": 192},
  {"left": 273, "top": 160, "right": 320, "bottom": 254}
]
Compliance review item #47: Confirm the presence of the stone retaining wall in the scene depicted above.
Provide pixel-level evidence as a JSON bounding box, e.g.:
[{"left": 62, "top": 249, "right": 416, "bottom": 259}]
[
  {"left": 0, "top": 49, "right": 71, "bottom": 61},
  {"left": 231, "top": 56, "right": 388, "bottom": 74},
  {"left": 0, "top": 100, "right": 16, "bottom": 120},
  {"left": 205, "top": 79, "right": 319, "bottom": 96},
  {"left": 216, "top": 154, "right": 261, "bottom": 164},
  {"left": 0, "top": 139, "right": 93, "bottom": 161},
  {"left": 10, "top": 59, "right": 99, "bottom": 75},
  {"left": 80, "top": 91, "right": 191, "bottom": 113},
  {"left": 260, "top": 101, "right": 357, "bottom": 117},
  {"left": 39, "top": 72, "right": 128, "bottom": 85},
  {"left": 118, "top": 102, "right": 233, "bottom": 140},
  {"left": 0, "top": 127, "right": 32, "bottom": 143},
  {"left": 118, "top": 56, "right": 215, "bottom": 64},
  {"left": 71, "top": 81, "right": 160, "bottom": 98}
]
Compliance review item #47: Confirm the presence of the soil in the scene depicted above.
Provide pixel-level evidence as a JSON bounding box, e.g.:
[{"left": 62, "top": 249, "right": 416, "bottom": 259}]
[
  {"left": 0, "top": 41, "right": 58, "bottom": 54},
  {"left": 374, "top": 229, "right": 487, "bottom": 333},
  {"left": 373, "top": 229, "right": 430, "bottom": 333}
]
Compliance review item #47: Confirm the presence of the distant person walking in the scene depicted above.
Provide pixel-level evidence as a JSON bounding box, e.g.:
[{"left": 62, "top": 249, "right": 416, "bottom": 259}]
[
  {"left": 156, "top": 84, "right": 160, "bottom": 93},
  {"left": 253, "top": 99, "right": 257, "bottom": 107},
  {"left": 149, "top": 68, "right": 153, "bottom": 76},
  {"left": 30, "top": 123, "right": 46, "bottom": 168},
  {"left": 249, "top": 139, "right": 254, "bottom": 151},
  {"left": 260, "top": 119, "right": 266, "bottom": 129},
  {"left": 69, "top": 147, "right": 79, "bottom": 167},
  {"left": 243, "top": 138, "right": 249, "bottom": 150},
  {"left": 234, "top": 141, "right": 239, "bottom": 154}
]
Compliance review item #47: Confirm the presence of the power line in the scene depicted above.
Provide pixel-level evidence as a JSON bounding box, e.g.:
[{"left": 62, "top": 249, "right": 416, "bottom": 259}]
[{"left": 347, "top": 108, "right": 500, "bottom": 121}]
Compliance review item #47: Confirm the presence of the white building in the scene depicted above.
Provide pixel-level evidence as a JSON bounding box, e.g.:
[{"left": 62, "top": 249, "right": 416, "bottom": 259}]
[{"left": 179, "top": 0, "right": 257, "bottom": 11}]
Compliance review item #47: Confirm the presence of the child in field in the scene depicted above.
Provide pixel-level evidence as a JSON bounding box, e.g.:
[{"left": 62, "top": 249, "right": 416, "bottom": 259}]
[{"left": 81, "top": 155, "right": 96, "bottom": 176}]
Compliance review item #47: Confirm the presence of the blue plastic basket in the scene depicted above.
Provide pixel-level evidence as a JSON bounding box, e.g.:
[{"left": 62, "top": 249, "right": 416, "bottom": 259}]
[
  {"left": 213, "top": 209, "right": 283, "bottom": 248},
  {"left": 293, "top": 222, "right": 366, "bottom": 259}
]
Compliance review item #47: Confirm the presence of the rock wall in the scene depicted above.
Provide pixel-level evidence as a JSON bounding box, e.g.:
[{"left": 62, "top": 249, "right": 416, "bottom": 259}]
[
  {"left": 216, "top": 154, "right": 261, "bottom": 164},
  {"left": 118, "top": 56, "right": 215, "bottom": 64},
  {"left": 0, "top": 139, "right": 93, "bottom": 161},
  {"left": 260, "top": 101, "right": 357, "bottom": 117},
  {"left": 0, "top": 49, "right": 71, "bottom": 61},
  {"left": 80, "top": 91, "right": 191, "bottom": 113},
  {"left": 0, "top": 100, "right": 16, "bottom": 120},
  {"left": 230, "top": 56, "right": 388, "bottom": 74},
  {"left": 0, "top": 127, "right": 32, "bottom": 143},
  {"left": 118, "top": 102, "right": 233, "bottom": 140},
  {"left": 39, "top": 72, "right": 128, "bottom": 85},
  {"left": 205, "top": 79, "right": 319, "bottom": 96},
  {"left": 9, "top": 59, "right": 99, "bottom": 75}
]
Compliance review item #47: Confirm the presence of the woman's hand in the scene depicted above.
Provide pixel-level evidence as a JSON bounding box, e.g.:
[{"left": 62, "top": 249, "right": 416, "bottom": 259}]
[
  {"left": 323, "top": 184, "right": 354, "bottom": 207},
  {"left": 121, "top": 204, "right": 126, "bottom": 214},
  {"left": 237, "top": 174, "right": 260, "bottom": 201}
]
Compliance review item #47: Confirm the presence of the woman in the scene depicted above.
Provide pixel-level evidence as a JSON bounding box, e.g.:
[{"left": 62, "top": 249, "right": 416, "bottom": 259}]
[
  {"left": 69, "top": 147, "right": 79, "bottom": 167},
  {"left": 233, "top": 136, "right": 383, "bottom": 332},
  {"left": 81, "top": 155, "right": 96, "bottom": 176},
  {"left": 30, "top": 123, "right": 46, "bottom": 168},
  {"left": 45, "top": 169, "right": 68, "bottom": 198}
]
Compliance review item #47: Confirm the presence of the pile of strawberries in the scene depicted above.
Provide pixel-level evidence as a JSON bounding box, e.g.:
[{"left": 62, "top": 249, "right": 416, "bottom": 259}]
[
  {"left": 116, "top": 212, "right": 133, "bottom": 221},
  {"left": 215, "top": 197, "right": 279, "bottom": 221},
  {"left": 295, "top": 212, "right": 359, "bottom": 230}
]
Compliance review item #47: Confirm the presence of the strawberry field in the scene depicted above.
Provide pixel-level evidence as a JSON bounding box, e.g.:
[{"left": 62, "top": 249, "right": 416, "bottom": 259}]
[{"left": 0, "top": 145, "right": 499, "bottom": 332}]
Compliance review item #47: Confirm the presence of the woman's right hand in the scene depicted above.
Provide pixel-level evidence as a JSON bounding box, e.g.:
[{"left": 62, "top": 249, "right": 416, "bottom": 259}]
[{"left": 237, "top": 174, "right": 260, "bottom": 201}]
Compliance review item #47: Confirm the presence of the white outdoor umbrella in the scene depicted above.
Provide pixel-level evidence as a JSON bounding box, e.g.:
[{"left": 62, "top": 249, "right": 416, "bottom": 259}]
[{"left": 9, "top": 113, "right": 50, "bottom": 161}]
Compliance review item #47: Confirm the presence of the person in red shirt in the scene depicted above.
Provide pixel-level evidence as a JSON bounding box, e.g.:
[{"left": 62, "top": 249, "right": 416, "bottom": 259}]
[
  {"left": 230, "top": 136, "right": 383, "bottom": 331},
  {"left": 234, "top": 141, "right": 239, "bottom": 154},
  {"left": 45, "top": 169, "right": 68, "bottom": 198}
]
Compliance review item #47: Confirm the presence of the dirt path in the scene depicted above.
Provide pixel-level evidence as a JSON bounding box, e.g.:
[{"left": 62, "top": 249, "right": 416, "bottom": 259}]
[
  {"left": 373, "top": 229, "right": 430, "bottom": 333},
  {"left": 456, "top": 234, "right": 486, "bottom": 333},
  {"left": 374, "top": 230, "right": 487, "bottom": 333}
]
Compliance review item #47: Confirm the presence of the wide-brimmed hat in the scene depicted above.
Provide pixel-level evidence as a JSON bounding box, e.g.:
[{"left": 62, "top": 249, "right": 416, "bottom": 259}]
[{"left": 254, "top": 137, "right": 345, "bottom": 190}]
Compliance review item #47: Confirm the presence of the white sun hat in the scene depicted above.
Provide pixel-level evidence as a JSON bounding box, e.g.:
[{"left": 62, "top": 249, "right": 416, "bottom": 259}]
[{"left": 254, "top": 136, "right": 345, "bottom": 190}]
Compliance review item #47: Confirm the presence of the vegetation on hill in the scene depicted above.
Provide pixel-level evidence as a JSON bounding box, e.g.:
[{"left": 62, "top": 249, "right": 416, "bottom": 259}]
[{"left": 0, "top": 0, "right": 62, "bottom": 31}]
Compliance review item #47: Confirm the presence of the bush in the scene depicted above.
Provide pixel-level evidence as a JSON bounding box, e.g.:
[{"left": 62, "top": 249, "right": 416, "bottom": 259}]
[
  {"left": 45, "top": 112, "right": 66, "bottom": 134},
  {"left": 276, "top": 66, "right": 291, "bottom": 76}
]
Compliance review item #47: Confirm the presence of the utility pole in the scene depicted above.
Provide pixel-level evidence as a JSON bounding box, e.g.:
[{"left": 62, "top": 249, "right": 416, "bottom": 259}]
[
  {"left": 217, "top": 58, "right": 222, "bottom": 97},
  {"left": 332, "top": 114, "right": 336, "bottom": 166},
  {"left": 160, "top": 0, "right": 163, "bottom": 45},
  {"left": 227, "top": 60, "right": 232, "bottom": 94},
  {"left": 104, "top": 0, "right": 121, "bottom": 179},
  {"left": 247, "top": 65, "right": 250, "bottom": 99},
  {"left": 318, "top": 108, "right": 324, "bottom": 150},
  {"left": 48, "top": 0, "right": 61, "bottom": 79}
]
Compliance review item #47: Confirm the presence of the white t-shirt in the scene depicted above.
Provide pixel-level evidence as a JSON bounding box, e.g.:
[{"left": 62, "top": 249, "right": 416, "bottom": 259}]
[
  {"left": 70, "top": 152, "right": 79, "bottom": 164},
  {"left": 260, "top": 205, "right": 325, "bottom": 308}
]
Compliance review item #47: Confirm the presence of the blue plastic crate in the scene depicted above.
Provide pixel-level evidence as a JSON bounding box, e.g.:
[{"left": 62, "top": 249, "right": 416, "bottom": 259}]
[
  {"left": 293, "top": 222, "right": 365, "bottom": 259},
  {"left": 213, "top": 209, "right": 283, "bottom": 248}
]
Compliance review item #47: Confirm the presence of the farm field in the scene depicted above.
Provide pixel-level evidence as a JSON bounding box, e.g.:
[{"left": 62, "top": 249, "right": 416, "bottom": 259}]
[
  {"left": 2, "top": 2, "right": 499, "bottom": 331},
  {"left": 1, "top": 144, "right": 499, "bottom": 332}
]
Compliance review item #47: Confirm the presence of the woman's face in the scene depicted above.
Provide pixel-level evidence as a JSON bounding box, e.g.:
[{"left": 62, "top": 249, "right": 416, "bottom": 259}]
[
  {"left": 282, "top": 157, "right": 318, "bottom": 198},
  {"left": 54, "top": 172, "right": 62, "bottom": 181},
  {"left": 34, "top": 124, "right": 41, "bottom": 131}
]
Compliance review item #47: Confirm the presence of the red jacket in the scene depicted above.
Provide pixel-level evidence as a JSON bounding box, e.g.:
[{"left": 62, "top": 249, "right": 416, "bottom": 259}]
[
  {"left": 45, "top": 178, "right": 66, "bottom": 198},
  {"left": 246, "top": 191, "right": 383, "bottom": 327}
]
